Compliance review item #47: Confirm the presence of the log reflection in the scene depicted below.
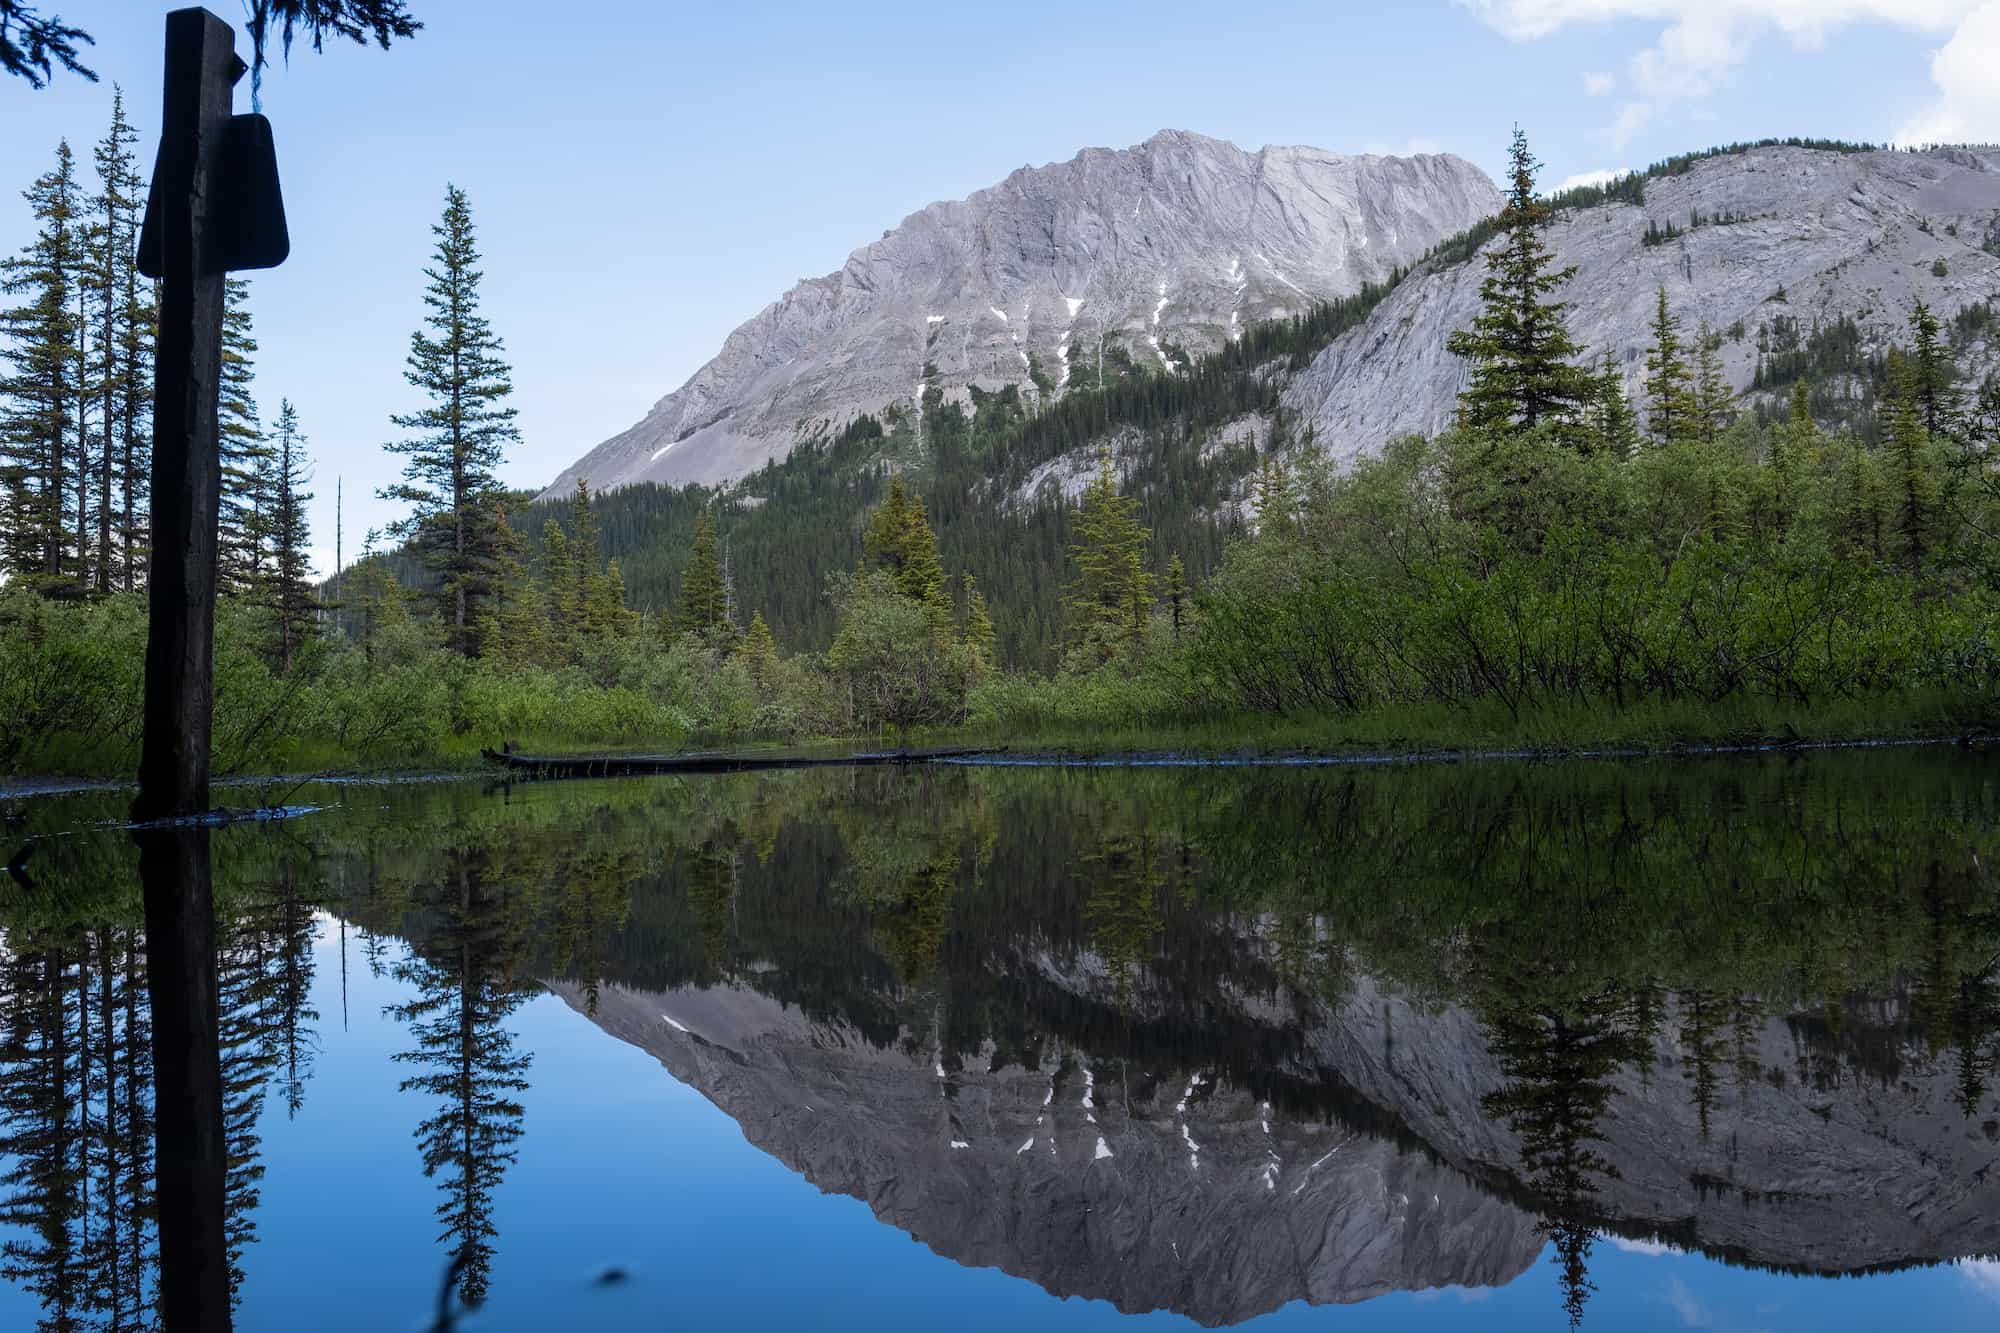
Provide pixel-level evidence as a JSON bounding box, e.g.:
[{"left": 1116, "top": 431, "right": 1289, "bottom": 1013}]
[{"left": 137, "top": 828, "right": 232, "bottom": 1333}]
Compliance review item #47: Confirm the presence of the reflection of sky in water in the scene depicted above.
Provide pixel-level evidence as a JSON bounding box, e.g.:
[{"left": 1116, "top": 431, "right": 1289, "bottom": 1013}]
[{"left": 1, "top": 915, "right": 1989, "bottom": 1332}]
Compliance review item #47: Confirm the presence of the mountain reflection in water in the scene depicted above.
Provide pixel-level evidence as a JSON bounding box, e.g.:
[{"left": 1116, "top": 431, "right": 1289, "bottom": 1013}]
[{"left": 3, "top": 753, "right": 2000, "bottom": 1330}]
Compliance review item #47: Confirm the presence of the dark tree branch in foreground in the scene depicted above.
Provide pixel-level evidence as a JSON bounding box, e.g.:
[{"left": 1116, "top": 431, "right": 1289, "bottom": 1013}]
[
  {"left": 243, "top": 0, "right": 421, "bottom": 95},
  {"left": 0, "top": 2, "right": 96, "bottom": 88},
  {"left": 0, "top": 2, "right": 422, "bottom": 90}
]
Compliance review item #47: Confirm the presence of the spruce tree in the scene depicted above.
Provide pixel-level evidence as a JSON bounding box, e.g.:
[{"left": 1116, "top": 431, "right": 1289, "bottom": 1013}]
[
  {"left": 1165, "top": 554, "right": 1188, "bottom": 638},
  {"left": 217, "top": 278, "right": 270, "bottom": 596},
  {"left": 1065, "top": 455, "right": 1153, "bottom": 654},
  {"left": 565, "top": 478, "right": 600, "bottom": 623},
  {"left": 101, "top": 90, "right": 153, "bottom": 592},
  {"left": 1590, "top": 353, "right": 1640, "bottom": 461},
  {"left": 1838, "top": 434, "right": 1885, "bottom": 564},
  {"left": 894, "top": 495, "right": 946, "bottom": 605},
  {"left": 0, "top": 138, "right": 84, "bottom": 590},
  {"left": 1690, "top": 322, "right": 1734, "bottom": 445},
  {"left": 1445, "top": 127, "right": 1593, "bottom": 444},
  {"left": 87, "top": 87, "right": 146, "bottom": 595},
  {"left": 1888, "top": 362, "right": 1936, "bottom": 575},
  {"left": 263, "top": 400, "right": 319, "bottom": 672},
  {"left": 962, "top": 573, "right": 997, "bottom": 669},
  {"left": 598, "top": 559, "right": 636, "bottom": 636},
  {"left": 1642, "top": 285, "right": 1695, "bottom": 446},
  {"left": 862, "top": 478, "right": 913, "bottom": 575},
  {"left": 861, "top": 476, "right": 948, "bottom": 606},
  {"left": 1766, "top": 378, "right": 1813, "bottom": 534},
  {"left": 345, "top": 545, "right": 414, "bottom": 669},
  {"left": 1907, "top": 299, "right": 1959, "bottom": 442},
  {"left": 676, "top": 510, "right": 729, "bottom": 637},
  {"left": 539, "top": 519, "right": 575, "bottom": 640},
  {"left": 381, "top": 184, "right": 520, "bottom": 656},
  {"left": 737, "top": 609, "right": 778, "bottom": 684},
  {"left": 485, "top": 506, "right": 552, "bottom": 669}
]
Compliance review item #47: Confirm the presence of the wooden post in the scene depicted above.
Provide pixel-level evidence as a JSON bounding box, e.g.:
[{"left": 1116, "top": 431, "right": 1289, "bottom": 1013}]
[{"left": 135, "top": 7, "right": 237, "bottom": 823}]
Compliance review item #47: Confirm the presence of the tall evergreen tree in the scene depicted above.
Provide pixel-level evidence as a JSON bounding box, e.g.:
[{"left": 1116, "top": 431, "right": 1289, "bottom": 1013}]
[
  {"left": 859, "top": 481, "right": 920, "bottom": 586},
  {"left": 675, "top": 510, "right": 730, "bottom": 637},
  {"left": 102, "top": 92, "right": 153, "bottom": 593},
  {"left": 1888, "top": 362, "right": 1937, "bottom": 575},
  {"left": 482, "top": 504, "right": 552, "bottom": 669},
  {"left": 895, "top": 495, "right": 947, "bottom": 607},
  {"left": 962, "top": 573, "right": 996, "bottom": 669},
  {"left": 1590, "top": 352, "right": 1641, "bottom": 461},
  {"left": 737, "top": 608, "right": 778, "bottom": 683},
  {"left": 564, "top": 478, "right": 602, "bottom": 634},
  {"left": 1907, "top": 299, "right": 1959, "bottom": 443},
  {"left": 217, "top": 277, "right": 270, "bottom": 596},
  {"left": 381, "top": 184, "right": 520, "bottom": 656},
  {"left": 263, "top": 399, "right": 319, "bottom": 673},
  {"left": 1765, "top": 378, "right": 1814, "bottom": 535},
  {"left": 1837, "top": 433, "right": 1886, "bottom": 564},
  {"left": 1642, "top": 285, "right": 1695, "bottom": 446},
  {"left": 1065, "top": 455, "right": 1153, "bottom": 653},
  {"left": 1445, "top": 127, "right": 1594, "bottom": 443},
  {"left": 539, "top": 518, "right": 575, "bottom": 639},
  {"left": 0, "top": 138, "right": 84, "bottom": 591},
  {"left": 1690, "top": 321, "right": 1735, "bottom": 445},
  {"left": 862, "top": 478, "right": 948, "bottom": 609},
  {"left": 1164, "top": 554, "right": 1189, "bottom": 639},
  {"left": 86, "top": 88, "right": 146, "bottom": 596}
]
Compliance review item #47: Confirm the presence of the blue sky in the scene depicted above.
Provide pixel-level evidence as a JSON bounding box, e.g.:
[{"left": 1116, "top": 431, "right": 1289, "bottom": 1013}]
[{"left": 2, "top": 0, "right": 1993, "bottom": 565}]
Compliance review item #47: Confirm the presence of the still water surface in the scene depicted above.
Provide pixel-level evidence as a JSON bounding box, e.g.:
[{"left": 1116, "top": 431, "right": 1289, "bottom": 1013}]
[{"left": 3, "top": 753, "right": 2000, "bottom": 1330}]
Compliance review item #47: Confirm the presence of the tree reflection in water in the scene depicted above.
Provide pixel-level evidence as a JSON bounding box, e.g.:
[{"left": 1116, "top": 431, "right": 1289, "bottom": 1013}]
[{"left": 2, "top": 754, "right": 2000, "bottom": 1328}]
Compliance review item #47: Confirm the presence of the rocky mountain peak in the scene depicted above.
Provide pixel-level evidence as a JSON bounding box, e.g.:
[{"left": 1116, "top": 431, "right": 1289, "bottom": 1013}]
[{"left": 541, "top": 132, "right": 1500, "bottom": 498}]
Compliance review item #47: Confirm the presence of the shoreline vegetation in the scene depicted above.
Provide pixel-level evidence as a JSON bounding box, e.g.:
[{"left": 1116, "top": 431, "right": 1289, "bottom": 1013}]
[
  {"left": 7, "top": 125, "right": 2000, "bottom": 783},
  {"left": 1, "top": 698, "right": 1988, "bottom": 795}
]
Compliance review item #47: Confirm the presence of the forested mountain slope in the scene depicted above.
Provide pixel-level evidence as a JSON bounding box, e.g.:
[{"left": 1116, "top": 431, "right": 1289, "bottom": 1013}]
[{"left": 521, "top": 139, "right": 2000, "bottom": 671}]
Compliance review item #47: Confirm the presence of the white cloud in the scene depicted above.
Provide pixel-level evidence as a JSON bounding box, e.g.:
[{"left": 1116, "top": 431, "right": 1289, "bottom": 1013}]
[
  {"left": 1662, "top": 1275, "right": 1712, "bottom": 1328},
  {"left": 1411, "top": 1284, "right": 1495, "bottom": 1304},
  {"left": 1360, "top": 137, "right": 1446, "bottom": 157},
  {"left": 1609, "top": 100, "right": 1652, "bottom": 147},
  {"left": 1963, "top": 1259, "right": 2000, "bottom": 1303},
  {"left": 1557, "top": 167, "right": 1633, "bottom": 189},
  {"left": 1898, "top": 3, "right": 2000, "bottom": 143},
  {"left": 1455, "top": 1, "right": 1991, "bottom": 146},
  {"left": 1584, "top": 71, "right": 1616, "bottom": 93},
  {"left": 1603, "top": 1232, "right": 1682, "bottom": 1256}
]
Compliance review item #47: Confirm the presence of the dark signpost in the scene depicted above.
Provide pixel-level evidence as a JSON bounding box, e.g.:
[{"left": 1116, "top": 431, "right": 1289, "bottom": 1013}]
[
  {"left": 135, "top": 6, "right": 289, "bottom": 824},
  {"left": 132, "top": 10, "right": 290, "bottom": 1330}
]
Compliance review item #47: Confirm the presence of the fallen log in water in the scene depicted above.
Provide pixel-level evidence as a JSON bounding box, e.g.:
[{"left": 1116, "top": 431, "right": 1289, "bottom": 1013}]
[{"left": 479, "top": 745, "right": 1003, "bottom": 780}]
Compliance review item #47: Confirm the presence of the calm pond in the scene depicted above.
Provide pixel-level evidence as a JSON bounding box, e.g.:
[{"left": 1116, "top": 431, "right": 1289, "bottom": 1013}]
[{"left": 3, "top": 751, "right": 1999, "bottom": 1330}]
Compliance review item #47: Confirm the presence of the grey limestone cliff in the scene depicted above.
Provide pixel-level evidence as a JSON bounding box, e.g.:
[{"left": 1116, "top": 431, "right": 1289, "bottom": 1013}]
[
  {"left": 1286, "top": 144, "right": 2000, "bottom": 458},
  {"left": 543, "top": 131, "right": 1500, "bottom": 497}
]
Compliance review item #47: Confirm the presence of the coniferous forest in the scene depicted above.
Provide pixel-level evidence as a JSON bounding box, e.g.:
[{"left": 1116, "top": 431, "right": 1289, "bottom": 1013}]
[{"left": 4, "top": 109, "right": 1999, "bottom": 774}]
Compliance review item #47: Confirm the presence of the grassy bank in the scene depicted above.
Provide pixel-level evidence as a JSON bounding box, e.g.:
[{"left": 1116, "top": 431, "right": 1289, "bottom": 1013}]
[{"left": 9, "top": 684, "right": 1993, "bottom": 788}]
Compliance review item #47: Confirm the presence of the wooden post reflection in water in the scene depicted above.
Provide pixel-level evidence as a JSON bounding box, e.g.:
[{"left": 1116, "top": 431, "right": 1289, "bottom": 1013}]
[{"left": 139, "top": 827, "right": 232, "bottom": 1332}]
